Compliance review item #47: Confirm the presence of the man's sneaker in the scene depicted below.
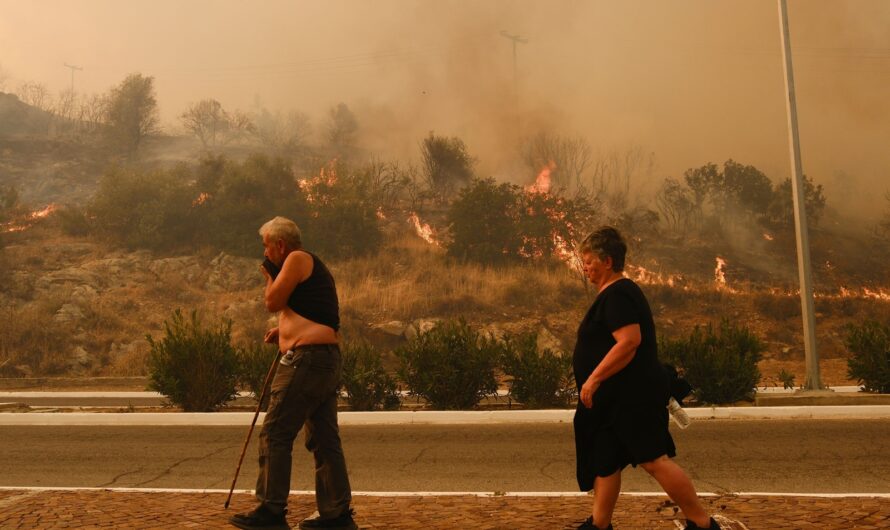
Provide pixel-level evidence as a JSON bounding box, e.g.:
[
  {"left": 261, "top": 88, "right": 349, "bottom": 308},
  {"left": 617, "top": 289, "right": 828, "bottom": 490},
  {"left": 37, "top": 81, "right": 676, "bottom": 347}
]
[
  {"left": 229, "top": 505, "right": 290, "bottom": 530},
  {"left": 685, "top": 517, "right": 720, "bottom": 529},
  {"left": 298, "top": 508, "right": 358, "bottom": 530},
  {"left": 576, "top": 517, "right": 613, "bottom": 530}
]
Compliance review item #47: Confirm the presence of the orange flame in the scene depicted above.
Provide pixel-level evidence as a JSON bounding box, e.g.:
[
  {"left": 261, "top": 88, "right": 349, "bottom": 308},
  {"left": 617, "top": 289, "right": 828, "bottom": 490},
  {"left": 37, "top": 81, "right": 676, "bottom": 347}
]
[
  {"left": 298, "top": 162, "right": 338, "bottom": 204},
  {"left": 3, "top": 204, "right": 57, "bottom": 233},
  {"left": 715, "top": 256, "right": 728, "bottom": 287},
  {"left": 192, "top": 192, "right": 210, "bottom": 207},
  {"left": 626, "top": 264, "right": 683, "bottom": 288},
  {"left": 525, "top": 161, "right": 556, "bottom": 195},
  {"left": 763, "top": 233, "right": 774, "bottom": 241},
  {"left": 408, "top": 212, "right": 439, "bottom": 246},
  {"left": 376, "top": 207, "right": 386, "bottom": 220}
]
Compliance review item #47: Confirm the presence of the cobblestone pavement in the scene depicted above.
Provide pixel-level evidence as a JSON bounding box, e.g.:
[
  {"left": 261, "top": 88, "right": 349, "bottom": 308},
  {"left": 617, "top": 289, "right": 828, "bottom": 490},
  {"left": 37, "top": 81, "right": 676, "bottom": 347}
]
[{"left": 0, "top": 489, "right": 888, "bottom": 529}]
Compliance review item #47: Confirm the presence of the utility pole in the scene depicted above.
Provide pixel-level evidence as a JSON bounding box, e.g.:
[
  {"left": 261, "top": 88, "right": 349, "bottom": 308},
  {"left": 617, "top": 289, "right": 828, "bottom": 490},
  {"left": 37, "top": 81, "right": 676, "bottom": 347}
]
[
  {"left": 63, "top": 63, "right": 83, "bottom": 93},
  {"left": 777, "top": 0, "right": 824, "bottom": 392},
  {"left": 499, "top": 30, "right": 528, "bottom": 89}
]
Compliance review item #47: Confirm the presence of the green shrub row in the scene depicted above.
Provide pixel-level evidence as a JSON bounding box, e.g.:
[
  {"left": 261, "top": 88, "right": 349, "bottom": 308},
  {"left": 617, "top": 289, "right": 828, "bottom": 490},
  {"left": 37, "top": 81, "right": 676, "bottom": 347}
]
[
  {"left": 148, "top": 311, "right": 890, "bottom": 412},
  {"left": 147, "top": 313, "right": 577, "bottom": 411}
]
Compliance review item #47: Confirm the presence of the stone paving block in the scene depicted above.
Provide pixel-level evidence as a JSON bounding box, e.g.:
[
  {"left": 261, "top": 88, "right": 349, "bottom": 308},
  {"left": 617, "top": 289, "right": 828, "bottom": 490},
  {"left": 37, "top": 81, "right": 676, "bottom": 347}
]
[{"left": 0, "top": 490, "right": 888, "bottom": 528}]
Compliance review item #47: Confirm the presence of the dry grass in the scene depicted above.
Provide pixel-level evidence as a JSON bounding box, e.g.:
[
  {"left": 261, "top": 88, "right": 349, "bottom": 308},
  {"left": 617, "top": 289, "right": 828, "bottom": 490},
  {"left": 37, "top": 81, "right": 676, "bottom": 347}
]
[{"left": 333, "top": 235, "right": 588, "bottom": 323}]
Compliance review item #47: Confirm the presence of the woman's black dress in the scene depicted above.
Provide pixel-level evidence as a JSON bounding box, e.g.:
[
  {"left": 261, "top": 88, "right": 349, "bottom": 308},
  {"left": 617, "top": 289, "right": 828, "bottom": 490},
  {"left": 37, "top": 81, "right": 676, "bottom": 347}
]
[{"left": 572, "top": 278, "right": 675, "bottom": 491}]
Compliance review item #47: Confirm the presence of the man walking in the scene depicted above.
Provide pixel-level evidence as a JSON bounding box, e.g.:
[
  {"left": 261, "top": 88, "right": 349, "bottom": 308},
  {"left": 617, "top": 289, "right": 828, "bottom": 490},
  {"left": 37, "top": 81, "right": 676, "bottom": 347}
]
[{"left": 230, "top": 216, "right": 356, "bottom": 530}]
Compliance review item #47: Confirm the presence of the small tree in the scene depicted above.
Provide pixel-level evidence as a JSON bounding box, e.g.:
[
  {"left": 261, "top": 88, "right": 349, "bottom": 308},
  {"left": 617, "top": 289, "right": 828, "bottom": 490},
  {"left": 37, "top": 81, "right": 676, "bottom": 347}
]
[
  {"left": 660, "top": 319, "right": 763, "bottom": 404},
  {"left": 447, "top": 178, "right": 522, "bottom": 264},
  {"left": 105, "top": 73, "right": 160, "bottom": 155},
  {"left": 766, "top": 175, "right": 826, "bottom": 228},
  {"left": 520, "top": 131, "right": 591, "bottom": 191},
  {"left": 147, "top": 310, "right": 239, "bottom": 412},
  {"left": 396, "top": 319, "right": 499, "bottom": 410},
  {"left": 845, "top": 320, "right": 890, "bottom": 393},
  {"left": 326, "top": 102, "right": 358, "bottom": 157},
  {"left": 180, "top": 98, "right": 253, "bottom": 149},
  {"left": 500, "top": 333, "right": 575, "bottom": 408},
  {"left": 421, "top": 132, "right": 475, "bottom": 202},
  {"left": 341, "top": 342, "right": 400, "bottom": 411}
]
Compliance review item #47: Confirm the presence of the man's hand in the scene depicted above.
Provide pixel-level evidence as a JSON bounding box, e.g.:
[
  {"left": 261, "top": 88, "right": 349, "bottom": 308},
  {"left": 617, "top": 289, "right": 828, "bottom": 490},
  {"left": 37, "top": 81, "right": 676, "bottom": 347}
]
[
  {"left": 580, "top": 377, "right": 601, "bottom": 408},
  {"left": 264, "top": 327, "right": 279, "bottom": 344},
  {"left": 260, "top": 263, "right": 272, "bottom": 282}
]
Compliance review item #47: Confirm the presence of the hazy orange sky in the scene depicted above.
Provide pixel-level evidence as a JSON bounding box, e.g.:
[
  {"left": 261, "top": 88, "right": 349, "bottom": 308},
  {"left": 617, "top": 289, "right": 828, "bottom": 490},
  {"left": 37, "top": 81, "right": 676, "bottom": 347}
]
[{"left": 1, "top": 0, "right": 888, "bottom": 220}]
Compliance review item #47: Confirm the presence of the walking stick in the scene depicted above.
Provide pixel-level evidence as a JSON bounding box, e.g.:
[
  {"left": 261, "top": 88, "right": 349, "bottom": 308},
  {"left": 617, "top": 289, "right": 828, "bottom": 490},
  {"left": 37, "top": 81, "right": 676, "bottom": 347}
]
[{"left": 224, "top": 349, "right": 282, "bottom": 509}]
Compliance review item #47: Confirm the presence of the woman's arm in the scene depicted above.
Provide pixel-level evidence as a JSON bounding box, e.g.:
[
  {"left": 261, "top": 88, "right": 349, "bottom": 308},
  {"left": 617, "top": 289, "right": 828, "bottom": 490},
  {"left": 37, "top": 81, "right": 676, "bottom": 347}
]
[{"left": 580, "top": 323, "right": 641, "bottom": 408}]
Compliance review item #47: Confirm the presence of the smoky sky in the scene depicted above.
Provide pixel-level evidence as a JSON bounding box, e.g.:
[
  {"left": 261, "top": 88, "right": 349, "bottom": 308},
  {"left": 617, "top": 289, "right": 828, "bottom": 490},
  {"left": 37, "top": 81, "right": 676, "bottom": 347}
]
[{"left": 1, "top": 0, "right": 888, "bottom": 220}]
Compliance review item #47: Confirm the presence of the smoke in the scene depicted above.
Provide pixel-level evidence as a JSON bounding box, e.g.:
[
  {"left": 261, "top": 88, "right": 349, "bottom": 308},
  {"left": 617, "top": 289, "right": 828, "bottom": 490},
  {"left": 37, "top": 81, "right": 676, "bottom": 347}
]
[{"left": 1, "top": 0, "right": 888, "bottom": 219}]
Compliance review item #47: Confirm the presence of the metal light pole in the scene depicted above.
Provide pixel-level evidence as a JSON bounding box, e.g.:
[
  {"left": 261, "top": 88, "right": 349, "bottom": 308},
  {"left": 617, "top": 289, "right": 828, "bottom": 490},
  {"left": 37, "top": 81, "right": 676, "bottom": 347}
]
[{"left": 777, "top": 0, "right": 824, "bottom": 391}]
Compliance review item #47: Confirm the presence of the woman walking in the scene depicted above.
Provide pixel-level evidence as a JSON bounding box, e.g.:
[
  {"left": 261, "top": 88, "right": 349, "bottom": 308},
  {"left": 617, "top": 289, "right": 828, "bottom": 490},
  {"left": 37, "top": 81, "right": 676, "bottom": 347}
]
[{"left": 572, "top": 226, "right": 719, "bottom": 530}]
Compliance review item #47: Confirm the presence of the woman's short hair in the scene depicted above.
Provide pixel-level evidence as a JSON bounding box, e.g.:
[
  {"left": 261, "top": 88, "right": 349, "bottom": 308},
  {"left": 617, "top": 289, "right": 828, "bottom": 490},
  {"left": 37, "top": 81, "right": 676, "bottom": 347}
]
[
  {"left": 579, "top": 226, "right": 627, "bottom": 272},
  {"left": 259, "top": 216, "right": 302, "bottom": 249}
]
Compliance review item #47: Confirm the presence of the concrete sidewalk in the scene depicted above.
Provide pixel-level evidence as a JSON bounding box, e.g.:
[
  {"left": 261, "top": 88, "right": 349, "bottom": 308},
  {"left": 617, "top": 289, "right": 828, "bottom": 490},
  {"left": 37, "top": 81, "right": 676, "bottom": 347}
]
[{"left": 0, "top": 488, "right": 888, "bottom": 529}]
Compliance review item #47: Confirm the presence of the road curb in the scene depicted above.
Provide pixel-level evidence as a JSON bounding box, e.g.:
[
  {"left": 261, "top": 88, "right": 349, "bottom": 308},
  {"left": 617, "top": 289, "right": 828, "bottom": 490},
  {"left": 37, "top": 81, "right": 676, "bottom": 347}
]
[{"left": 2, "top": 405, "right": 890, "bottom": 426}]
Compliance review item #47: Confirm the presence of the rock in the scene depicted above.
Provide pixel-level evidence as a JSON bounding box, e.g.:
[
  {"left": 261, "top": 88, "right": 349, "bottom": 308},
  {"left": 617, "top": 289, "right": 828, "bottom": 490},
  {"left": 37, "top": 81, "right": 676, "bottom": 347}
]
[
  {"left": 536, "top": 326, "right": 565, "bottom": 357},
  {"left": 206, "top": 252, "right": 263, "bottom": 292},
  {"left": 404, "top": 318, "right": 441, "bottom": 341},
  {"left": 149, "top": 256, "right": 202, "bottom": 282},
  {"left": 36, "top": 268, "right": 103, "bottom": 292},
  {"left": 479, "top": 324, "right": 507, "bottom": 343},
  {"left": 70, "top": 285, "right": 98, "bottom": 305},
  {"left": 72, "top": 346, "right": 91, "bottom": 367},
  {"left": 372, "top": 320, "right": 407, "bottom": 337},
  {"left": 54, "top": 303, "right": 85, "bottom": 324}
]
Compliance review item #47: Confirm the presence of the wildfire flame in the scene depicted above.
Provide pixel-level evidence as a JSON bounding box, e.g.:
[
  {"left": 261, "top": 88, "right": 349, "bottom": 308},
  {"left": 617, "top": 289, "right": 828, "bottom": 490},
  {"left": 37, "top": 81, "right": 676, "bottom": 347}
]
[
  {"left": 298, "top": 162, "right": 338, "bottom": 204},
  {"left": 626, "top": 264, "right": 683, "bottom": 288},
  {"left": 714, "top": 257, "right": 729, "bottom": 288},
  {"left": 2, "top": 204, "right": 57, "bottom": 233},
  {"left": 763, "top": 233, "right": 774, "bottom": 241},
  {"left": 192, "top": 192, "right": 210, "bottom": 207},
  {"left": 408, "top": 212, "right": 439, "bottom": 246},
  {"left": 525, "top": 161, "right": 556, "bottom": 195},
  {"left": 376, "top": 207, "right": 386, "bottom": 220}
]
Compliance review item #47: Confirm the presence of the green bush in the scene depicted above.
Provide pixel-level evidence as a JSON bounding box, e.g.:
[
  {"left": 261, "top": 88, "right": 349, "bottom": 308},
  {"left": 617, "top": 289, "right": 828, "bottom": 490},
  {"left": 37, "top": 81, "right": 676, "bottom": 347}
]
[
  {"left": 341, "top": 342, "right": 400, "bottom": 411},
  {"left": 300, "top": 166, "right": 383, "bottom": 259},
  {"left": 845, "top": 320, "right": 890, "bottom": 393},
  {"left": 500, "top": 332, "right": 575, "bottom": 408},
  {"left": 90, "top": 165, "right": 195, "bottom": 250},
  {"left": 237, "top": 342, "right": 279, "bottom": 403},
  {"left": 447, "top": 177, "right": 596, "bottom": 265},
  {"left": 396, "top": 318, "right": 499, "bottom": 409},
  {"left": 660, "top": 319, "right": 763, "bottom": 404},
  {"left": 147, "top": 310, "right": 239, "bottom": 411}
]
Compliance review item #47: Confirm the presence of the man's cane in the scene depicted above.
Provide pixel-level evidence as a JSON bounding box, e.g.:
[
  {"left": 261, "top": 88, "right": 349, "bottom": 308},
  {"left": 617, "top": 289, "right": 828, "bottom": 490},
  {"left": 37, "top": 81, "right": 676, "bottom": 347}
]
[{"left": 224, "top": 350, "right": 282, "bottom": 509}]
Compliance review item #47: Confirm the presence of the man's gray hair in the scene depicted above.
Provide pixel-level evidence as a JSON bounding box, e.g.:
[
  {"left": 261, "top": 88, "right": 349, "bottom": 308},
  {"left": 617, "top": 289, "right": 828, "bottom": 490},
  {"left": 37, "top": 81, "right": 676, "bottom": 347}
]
[{"left": 259, "top": 216, "right": 302, "bottom": 249}]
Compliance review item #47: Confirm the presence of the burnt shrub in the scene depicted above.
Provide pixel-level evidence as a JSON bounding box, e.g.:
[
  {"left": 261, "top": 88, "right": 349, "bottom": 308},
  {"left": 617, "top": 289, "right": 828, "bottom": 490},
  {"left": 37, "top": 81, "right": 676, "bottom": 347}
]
[
  {"left": 753, "top": 292, "right": 800, "bottom": 321},
  {"left": 660, "top": 319, "right": 763, "bottom": 404},
  {"left": 500, "top": 332, "right": 575, "bottom": 408},
  {"left": 396, "top": 318, "right": 499, "bottom": 409},
  {"left": 341, "top": 341, "right": 400, "bottom": 411},
  {"left": 147, "top": 310, "right": 239, "bottom": 411},
  {"left": 845, "top": 320, "right": 890, "bottom": 393},
  {"left": 54, "top": 204, "right": 92, "bottom": 236}
]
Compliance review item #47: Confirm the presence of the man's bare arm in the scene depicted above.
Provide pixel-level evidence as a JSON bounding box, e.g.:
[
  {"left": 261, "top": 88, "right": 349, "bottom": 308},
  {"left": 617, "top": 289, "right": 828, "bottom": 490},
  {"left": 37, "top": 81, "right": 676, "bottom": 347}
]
[{"left": 263, "top": 251, "right": 312, "bottom": 312}]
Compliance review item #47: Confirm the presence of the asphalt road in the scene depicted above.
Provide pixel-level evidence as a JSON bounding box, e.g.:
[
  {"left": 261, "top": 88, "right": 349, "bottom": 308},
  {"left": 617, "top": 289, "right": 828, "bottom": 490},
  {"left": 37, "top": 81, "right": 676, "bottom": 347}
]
[{"left": 1, "top": 419, "right": 888, "bottom": 494}]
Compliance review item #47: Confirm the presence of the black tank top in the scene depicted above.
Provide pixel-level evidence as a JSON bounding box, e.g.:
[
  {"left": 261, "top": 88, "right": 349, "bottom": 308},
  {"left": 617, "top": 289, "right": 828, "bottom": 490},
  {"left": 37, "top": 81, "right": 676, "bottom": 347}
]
[{"left": 287, "top": 252, "right": 340, "bottom": 331}]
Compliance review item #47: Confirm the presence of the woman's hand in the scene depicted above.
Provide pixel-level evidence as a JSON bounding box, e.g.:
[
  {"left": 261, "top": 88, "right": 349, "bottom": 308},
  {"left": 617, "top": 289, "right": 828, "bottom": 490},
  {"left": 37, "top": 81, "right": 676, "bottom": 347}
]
[
  {"left": 263, "top": 327, "right": 279, "bottom": 344},
  {"left": 580, "top": 377, "right": 601, "bottom": 408}
]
